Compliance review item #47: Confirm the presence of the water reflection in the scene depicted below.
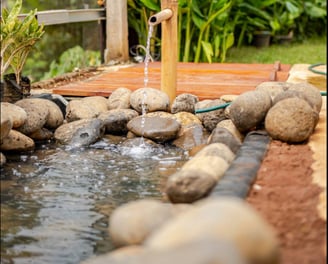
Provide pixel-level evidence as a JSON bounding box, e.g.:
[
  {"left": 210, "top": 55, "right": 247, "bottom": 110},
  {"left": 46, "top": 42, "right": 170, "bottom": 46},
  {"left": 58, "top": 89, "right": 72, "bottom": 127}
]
[{"left": 1, "top": 138, "right": 188, "bottom": 264}]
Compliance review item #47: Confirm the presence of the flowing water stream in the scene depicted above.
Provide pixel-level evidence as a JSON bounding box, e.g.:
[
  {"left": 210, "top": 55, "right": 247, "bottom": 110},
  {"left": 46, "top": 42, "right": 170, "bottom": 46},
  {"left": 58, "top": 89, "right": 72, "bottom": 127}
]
[
  {"left": 0, "top": 24, "right": 179, "bottom": 264},
  {"left": 1, "top": 138, "right": 188, "bottom": 263}
]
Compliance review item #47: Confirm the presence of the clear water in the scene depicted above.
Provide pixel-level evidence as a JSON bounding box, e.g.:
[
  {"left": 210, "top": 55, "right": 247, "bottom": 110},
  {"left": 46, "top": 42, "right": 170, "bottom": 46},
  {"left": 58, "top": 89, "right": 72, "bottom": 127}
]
[
  {"left": 0, "top": 137, "right": 188, "bottom": 264},
  {"left": 143, "top": 24, "right": 154, "bottom": 88}
]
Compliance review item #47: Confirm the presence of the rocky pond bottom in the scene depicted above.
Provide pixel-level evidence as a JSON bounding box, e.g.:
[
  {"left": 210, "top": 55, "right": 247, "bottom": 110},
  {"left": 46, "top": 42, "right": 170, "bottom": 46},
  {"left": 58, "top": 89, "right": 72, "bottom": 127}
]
[{"left": 0, "top": 139, "right": 187, "bottom": 264}]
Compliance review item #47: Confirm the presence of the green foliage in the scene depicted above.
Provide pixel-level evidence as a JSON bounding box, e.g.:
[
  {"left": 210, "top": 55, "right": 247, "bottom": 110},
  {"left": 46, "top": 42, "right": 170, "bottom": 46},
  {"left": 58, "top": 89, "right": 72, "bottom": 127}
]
[
  {"left": 128, "top": 0, "right": 235, "bottom": 63},
  {"left": 42, "top": 45, "right": 101, "bottom": 80},
  {"left": 225, "top": 35, "right": 326, "bottom": 64},
  {"left": 127, "top": 0, "right": 161, "bottom": 57},
  {"left": 128, "top": 0, "right": 325, "bottom": 62},
  {"left": 230, "top": 0, "right": 326, "bottom": 46},
  {"left": 0, "top": 0, "right": 44, "bottom": 83}
]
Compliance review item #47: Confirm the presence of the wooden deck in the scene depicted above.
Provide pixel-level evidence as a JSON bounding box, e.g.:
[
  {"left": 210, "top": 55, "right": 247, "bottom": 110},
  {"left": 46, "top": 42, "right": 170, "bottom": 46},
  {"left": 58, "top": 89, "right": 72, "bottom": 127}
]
[{"left": 52, "top": 62, "right": 291, "bottom": 100}]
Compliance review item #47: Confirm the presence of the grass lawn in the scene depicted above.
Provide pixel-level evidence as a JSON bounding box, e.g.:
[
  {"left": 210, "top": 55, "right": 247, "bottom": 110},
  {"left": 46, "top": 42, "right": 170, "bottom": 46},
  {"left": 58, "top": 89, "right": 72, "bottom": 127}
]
[{"left": 225, "top": 36, "right": 327, "bottom": 65}]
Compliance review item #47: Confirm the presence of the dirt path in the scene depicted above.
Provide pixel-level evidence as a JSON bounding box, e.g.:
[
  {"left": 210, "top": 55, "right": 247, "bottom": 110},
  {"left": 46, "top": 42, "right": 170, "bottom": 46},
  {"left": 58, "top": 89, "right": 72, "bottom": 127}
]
[{"left": 247, "top": 97, "right": 327, "bottom": 264}]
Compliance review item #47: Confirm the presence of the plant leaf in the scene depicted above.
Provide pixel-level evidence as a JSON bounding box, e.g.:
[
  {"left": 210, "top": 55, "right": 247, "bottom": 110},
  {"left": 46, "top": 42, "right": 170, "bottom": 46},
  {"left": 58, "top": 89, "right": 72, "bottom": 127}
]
[
  {"left": 201, "top": 41, "right": 213, "bottom": 63},
  {"left": 140, "top": 0, "right": 160, "bottom": 12}
]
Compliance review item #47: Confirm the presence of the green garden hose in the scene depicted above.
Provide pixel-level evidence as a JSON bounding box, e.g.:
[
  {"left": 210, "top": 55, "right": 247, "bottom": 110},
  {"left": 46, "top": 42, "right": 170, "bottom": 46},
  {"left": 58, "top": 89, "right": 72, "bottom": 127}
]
[
  {"left": 308, "top": 63, "right": 326, "bottom": 76},
  {"left": 194, "top": 91, "right": 326, "bottom": 114},
  {"left": 194, "top": 102, "right": 231, "bottom": 114}
]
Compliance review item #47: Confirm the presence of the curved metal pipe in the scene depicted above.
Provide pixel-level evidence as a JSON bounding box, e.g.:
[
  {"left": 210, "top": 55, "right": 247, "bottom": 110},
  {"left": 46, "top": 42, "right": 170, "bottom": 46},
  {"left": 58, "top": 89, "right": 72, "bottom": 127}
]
[{"left": 148, "top": 9, "right": 173, "bottom": 26}]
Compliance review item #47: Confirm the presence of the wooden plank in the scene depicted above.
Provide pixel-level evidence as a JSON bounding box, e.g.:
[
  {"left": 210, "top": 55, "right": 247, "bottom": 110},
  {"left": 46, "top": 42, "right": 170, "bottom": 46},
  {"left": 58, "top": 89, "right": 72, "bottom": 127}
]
[
  {"left": 105, "top": 0, "right": 129, "bottom": 63},
  {"left": 52, "top": 62, "right": 291, "bottom": 100},
  {"left": 18, "top": 9, "right": 106, "bottom": 25}
]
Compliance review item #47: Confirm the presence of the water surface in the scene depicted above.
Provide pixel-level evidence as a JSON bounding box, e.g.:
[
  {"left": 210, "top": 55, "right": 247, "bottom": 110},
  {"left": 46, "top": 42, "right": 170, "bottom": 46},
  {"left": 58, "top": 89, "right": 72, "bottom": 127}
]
[{"left": 1, "top": 137, "right": 187, "bottom": 264}]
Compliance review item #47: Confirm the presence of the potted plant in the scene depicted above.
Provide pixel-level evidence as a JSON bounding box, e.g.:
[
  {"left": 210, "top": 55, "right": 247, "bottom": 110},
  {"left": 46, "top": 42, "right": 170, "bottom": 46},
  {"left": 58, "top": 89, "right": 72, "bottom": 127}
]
[
  {"left": 1, "top": 0, "right": 44, "bottom": 102},
  {"left": 270, "top": 0, "right": 302, "bottom": 44},
  {"left": 232, "top": 0, "right": 277, "bottom": 48}
]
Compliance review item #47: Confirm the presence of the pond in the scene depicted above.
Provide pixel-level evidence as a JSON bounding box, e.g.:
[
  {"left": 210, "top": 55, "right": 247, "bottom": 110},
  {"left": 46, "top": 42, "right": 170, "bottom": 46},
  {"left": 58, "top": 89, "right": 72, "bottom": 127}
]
[{"left": 0, "top": 137, "right": 188, "bottom": 264}]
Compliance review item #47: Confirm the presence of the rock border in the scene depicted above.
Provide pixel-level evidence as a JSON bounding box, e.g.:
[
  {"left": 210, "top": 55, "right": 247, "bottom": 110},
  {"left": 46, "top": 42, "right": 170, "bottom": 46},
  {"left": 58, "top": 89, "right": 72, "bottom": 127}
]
[{"left": 210, "top": 130, "right": 270, "bottom": 198}]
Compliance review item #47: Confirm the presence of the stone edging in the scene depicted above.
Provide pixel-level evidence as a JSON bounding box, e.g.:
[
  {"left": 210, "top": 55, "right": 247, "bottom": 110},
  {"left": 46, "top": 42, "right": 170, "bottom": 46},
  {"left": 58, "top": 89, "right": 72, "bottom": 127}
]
[{"left": 211, "top": 130, "right": 270, "bottom": 199}]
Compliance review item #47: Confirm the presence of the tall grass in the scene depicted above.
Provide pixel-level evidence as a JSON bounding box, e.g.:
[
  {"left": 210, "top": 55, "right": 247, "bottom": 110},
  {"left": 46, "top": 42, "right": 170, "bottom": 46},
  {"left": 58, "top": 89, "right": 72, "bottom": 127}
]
[{"left": 225, "top": 36, "right": 326, "bottom": 64}]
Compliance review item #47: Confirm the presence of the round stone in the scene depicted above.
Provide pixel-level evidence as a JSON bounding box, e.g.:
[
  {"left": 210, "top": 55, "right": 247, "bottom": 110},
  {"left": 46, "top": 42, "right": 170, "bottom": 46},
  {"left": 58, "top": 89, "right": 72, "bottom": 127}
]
[
  {"left": 265, "top": 98, "right": 317, "bottom": 143},
  {"left": 228, "top": 90, "right": 272, "bottom": 133}
]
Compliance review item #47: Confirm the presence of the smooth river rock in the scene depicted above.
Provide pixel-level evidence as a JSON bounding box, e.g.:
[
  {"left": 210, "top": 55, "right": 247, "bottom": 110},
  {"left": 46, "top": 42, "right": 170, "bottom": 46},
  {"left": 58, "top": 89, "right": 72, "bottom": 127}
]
[
  {"left": 166, "top": 143, "right": 235, "bottom": 203},
  {"left": 98, "top": 109, "right": 139, "bottom": 135},
  {"left": 208, "top": 126, "right": 241, "bottom": 154},
  {"left": 265, "top": 97, "right": 317, "bottom": 143},
  {"left": 228, "top": 90, "right": 272, "bottom": 133},
  {"left": 82, "top": 237, "right": 245, "bottom": 264},
  {"left": 65, "top": 99, "right": 97, "bottom": 122},
  {"left": 109, "top": 199, "right": 189, "bottom": 247},
  {"left": 14, "top": 98, "right": 50, "bottom": 134},
  {"left": 145, "top": 197, "right": 280, "bottom": 264},
  {"left": 127, "top": 113, "right": 181, "bottom": 143},
  {"left": 130, "top": 88, "right": 170, "bottom": 113},
  {"left": 288, "top": 82, "right": 323, "bottom": 113},
  {"left": 108, "top": 87, "right": 132, "bottom": 110},
  {"left": 54, "top": 118, "right": 105, "bottom": 147},
  {"left": 0, "top": 111, "right": 13, "bottom": 142},
  {"left": 0, "top": 102, "right": 27, "bottom": 128},
  {"left": 255, "top": 81, "right": 291, "bottom": 101},
  {"left": 0, "top": 130, "right": 35, "bottom": 152}
]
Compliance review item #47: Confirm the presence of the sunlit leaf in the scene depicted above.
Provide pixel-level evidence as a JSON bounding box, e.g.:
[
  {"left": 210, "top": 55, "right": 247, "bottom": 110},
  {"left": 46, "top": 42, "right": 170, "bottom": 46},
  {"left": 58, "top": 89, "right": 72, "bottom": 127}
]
[{"left": 201, "top": 41, "right": 213, "bottom": 63}]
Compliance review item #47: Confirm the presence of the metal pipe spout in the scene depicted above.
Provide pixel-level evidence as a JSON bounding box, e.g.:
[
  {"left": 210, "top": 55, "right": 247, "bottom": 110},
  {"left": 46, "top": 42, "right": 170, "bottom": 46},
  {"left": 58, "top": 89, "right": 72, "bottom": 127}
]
[{"left": 148, "top": 9, "right": 173, "bottom": 26}]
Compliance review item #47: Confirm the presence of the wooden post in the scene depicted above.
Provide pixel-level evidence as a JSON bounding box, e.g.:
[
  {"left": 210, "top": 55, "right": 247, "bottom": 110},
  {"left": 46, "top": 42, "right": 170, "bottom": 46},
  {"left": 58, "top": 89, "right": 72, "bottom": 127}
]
[
  {"left": 161, "top": 0, "right": 178, "bottom": 104},
  {"left": 105, "top": 0, "right": 129, "bottom": 63}
]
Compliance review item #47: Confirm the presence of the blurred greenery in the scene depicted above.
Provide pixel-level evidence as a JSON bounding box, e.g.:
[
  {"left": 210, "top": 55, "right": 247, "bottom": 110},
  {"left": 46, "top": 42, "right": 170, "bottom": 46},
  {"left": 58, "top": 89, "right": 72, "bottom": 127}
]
[
  {"left": 4, "top": 0, "right": 102, "bottom": 82},
  {"left": 2, "top": 0, "right": 327, "bottom": 83},
  {"left": 225, "top": 35, "right": 326, "bottom": 64},
  {"left": 23, "top": 22, "right": 101, "bottom": 81},
  {"left": 42, "top": 45, "right": 101, "bottom": 80}
]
